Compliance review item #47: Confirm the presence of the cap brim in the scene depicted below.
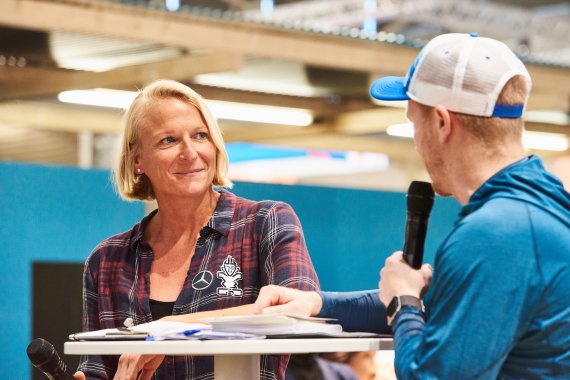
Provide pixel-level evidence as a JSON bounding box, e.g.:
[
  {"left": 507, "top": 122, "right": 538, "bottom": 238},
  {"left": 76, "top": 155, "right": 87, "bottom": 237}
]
[{"left": 370, "top": 77, "right": 409, "bottom": 101}]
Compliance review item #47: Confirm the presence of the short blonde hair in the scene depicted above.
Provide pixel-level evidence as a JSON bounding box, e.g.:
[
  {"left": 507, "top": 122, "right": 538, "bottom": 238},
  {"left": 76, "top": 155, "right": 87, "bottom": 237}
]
[
  {"left": 115, "top": 80, "right": 233, "bottom": 201},
  {"left": 416, "top": 75, "right": 529, "bottom": 149}
]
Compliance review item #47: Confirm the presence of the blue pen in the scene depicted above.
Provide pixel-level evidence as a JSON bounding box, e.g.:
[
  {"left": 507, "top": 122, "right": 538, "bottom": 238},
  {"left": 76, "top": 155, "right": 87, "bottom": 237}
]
[{"left": 183, "top": 329, "right": 201, "bottom": 336}]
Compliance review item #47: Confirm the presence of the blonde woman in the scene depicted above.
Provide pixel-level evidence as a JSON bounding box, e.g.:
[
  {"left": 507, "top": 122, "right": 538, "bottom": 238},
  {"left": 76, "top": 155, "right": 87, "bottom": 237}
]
[{"left": 74, "top": 80, "right": 319, "bottom": 380}]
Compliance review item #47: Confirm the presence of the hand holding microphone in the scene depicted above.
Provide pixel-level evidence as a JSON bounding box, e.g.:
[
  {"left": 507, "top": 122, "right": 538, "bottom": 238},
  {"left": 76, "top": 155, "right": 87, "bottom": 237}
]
[
  {"left": 379, "top": 181, "right": 434, "bottom": 312},
  {"left": 27, "top": 338, "right": 76, "bottom": 380}
]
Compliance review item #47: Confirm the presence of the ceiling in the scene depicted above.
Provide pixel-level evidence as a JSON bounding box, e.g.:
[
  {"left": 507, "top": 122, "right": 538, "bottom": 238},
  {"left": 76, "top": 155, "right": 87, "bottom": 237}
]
[{"left": 0, "top": 0, "right": 569, "bottom": 190}]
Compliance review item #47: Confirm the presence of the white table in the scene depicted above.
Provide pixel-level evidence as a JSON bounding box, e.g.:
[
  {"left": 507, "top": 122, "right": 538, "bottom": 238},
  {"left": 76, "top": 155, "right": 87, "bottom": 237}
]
[{"left": 65, "top": 337, "right": 394, "bottom": 379}]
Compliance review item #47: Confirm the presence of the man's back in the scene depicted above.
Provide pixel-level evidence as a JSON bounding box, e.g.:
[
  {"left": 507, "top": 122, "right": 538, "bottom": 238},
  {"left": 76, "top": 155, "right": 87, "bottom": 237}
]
[
  {"left": 422, "top": 156, "right": 570, "bottom": 378},
  {"left": 501, "top": 195, "right": 570, "bottom": 378}
]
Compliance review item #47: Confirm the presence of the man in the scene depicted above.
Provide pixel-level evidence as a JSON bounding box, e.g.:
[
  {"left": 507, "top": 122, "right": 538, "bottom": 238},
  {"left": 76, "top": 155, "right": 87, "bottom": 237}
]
[{"left": 253, "top": 33, "right": 570, "bottom": 378}]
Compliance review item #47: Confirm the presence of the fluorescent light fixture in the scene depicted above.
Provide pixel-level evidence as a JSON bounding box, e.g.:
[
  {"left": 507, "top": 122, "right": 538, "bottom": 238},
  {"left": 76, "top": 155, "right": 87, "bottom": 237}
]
[
  {"left": 58, "top": 89, "right": 136, "bottom": 109},
  {"left": 525, "top": 110, "right": 569, "bottom": 125},
  {"left": 386, "top": 123, "right": 568, "bottom": 152},
  {"left": 165, "top": 0, "right": 180, "bottom": 12},
  {"left": 206, "top": 100, "right": 312, "bottom": 127},
  {"left": 386, "top": 123, "right": 414, "bottom": 138},
  {"left": 523, "top": 131, "right": 569, "bottom": 152},
  {"left": 50, "top": 32, "right": 181, "bottom": 72},
  {"left": 58, "top": 89, "right": 313, "bottom": 127}
]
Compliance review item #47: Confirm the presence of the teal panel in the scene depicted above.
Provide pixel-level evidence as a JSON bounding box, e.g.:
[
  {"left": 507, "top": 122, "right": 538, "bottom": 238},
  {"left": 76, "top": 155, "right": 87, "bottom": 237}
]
[
  {"left": 0, "top": 161, "right": 460, "bottom": 377},
  {"left": 0, "top": 162, "right": 144, "bottom": 379}
]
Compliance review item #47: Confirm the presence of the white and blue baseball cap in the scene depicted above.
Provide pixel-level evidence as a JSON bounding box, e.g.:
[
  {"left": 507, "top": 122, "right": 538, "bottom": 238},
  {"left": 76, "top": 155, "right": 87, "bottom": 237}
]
[{"left": 370, "top": 33, "right": 532, "bottom": 118}]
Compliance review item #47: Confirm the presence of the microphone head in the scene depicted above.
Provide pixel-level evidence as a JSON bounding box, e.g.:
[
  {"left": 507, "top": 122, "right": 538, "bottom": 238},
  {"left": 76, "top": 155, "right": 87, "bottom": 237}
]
[
  {"left": 407, "top": 181, "right": 435, "bottom": 215},
  {"left": 27, "top": 338, "right": 58, "bottom": 370}
]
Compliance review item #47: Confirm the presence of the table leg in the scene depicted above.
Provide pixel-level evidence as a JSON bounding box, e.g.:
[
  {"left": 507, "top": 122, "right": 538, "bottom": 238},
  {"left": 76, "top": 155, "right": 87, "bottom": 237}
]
[{"left": 214, "top": 354, "right": 261, "bottom": 380}]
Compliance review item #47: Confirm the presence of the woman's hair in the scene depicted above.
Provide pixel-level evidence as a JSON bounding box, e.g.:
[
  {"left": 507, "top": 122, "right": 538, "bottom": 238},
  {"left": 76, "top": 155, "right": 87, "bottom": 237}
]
[{"left": 115, "top": 79, "right": 233, "bottom": 201}]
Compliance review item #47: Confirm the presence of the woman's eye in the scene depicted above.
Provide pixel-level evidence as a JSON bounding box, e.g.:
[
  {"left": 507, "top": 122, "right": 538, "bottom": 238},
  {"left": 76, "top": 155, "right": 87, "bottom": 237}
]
[
  {"left": 195, "top": 132, "right": 208, "bottom": 140},
  {"left": 160, "top": 136, "right": 176, "bottom": 144}
]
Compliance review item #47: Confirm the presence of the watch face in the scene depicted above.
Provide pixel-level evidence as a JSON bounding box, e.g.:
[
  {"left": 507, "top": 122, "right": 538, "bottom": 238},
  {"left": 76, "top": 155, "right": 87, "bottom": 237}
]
[{"left": 387, "top": 296, "right": 400, "bottom": 317}]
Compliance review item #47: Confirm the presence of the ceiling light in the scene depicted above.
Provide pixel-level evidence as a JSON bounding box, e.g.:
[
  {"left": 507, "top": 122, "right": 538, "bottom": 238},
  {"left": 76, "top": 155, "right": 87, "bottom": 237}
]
[
  {"left": 386, "top": 123, "right": 414, "bottom": 138},
  {"left": 58, "top": 89, "right": 313, "bottom": 127},
  {"left": 206, "top": 100, "right": 312, "bottom": 127},
  {"left": 525, "top": 110, "right": 570, "bottom": 125},
  {"left": 165, "top": 0, "right": 180, "bottom": 12},
  {"left": 58, "top": 89, "right": 136, "bottom": 108},
  {"left": 523, "top": 131, "right": 569, "bottom": 152}
]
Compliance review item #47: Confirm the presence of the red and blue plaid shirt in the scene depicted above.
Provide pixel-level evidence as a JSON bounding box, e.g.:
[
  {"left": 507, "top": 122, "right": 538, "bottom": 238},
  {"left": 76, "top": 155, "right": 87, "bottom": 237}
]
[{"left": 78, "top": 189, "right": 319, "bottom": 379}]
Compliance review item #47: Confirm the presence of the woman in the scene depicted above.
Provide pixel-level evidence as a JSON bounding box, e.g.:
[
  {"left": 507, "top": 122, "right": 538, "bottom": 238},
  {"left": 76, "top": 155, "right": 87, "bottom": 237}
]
[{"left": 75, "top": 80, "right": 319, "bottom": 379}]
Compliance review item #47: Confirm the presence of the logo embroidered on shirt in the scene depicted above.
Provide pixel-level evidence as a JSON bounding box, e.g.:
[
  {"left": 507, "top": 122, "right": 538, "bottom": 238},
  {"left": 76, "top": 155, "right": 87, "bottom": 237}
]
[
  {"left": 192, "top": 270, "right": 214, "bottom": 290},
  {"left": 216, "top": 255, "right": 243, "bottom": 297}
]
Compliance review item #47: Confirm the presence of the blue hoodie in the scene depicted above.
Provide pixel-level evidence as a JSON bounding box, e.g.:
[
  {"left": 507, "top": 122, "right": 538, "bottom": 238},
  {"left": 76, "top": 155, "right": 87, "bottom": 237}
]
[
  {"left": 320, "top": 155, "right": 570, "bottom": 379},
  {"left": 393, "top": 156, "right": 570, "bottom": 379}
]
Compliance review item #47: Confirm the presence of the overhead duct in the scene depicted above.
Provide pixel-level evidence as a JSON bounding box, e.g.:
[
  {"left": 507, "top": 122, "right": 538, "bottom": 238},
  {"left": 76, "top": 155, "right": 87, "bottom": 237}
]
[
  {"left": 305, "top": 65, "right": 370, "bottom": 97},
  {"left": 0, "top": 26, "right": 58, "bottom": 68}
]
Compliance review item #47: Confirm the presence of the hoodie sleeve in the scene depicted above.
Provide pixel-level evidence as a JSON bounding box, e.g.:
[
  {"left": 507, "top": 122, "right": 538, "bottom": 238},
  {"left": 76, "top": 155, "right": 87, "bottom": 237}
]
[{"left": 392, "top": 198, "right": 542, "bottom": 379}]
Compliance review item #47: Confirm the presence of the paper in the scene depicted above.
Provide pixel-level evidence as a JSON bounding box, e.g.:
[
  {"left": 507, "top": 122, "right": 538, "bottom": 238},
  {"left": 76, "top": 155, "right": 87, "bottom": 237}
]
[
  {"left": 149, "top": 330, "right": 264, "bottom": 341},
  {"left": 69, "top": 315, "right": 347, "bottom": 341},
  {"left": 69, "top": 321, "right": 211, "bottom": 341},
  {"left": 200, "top": 314, "right": 344, "bottom": 336}
]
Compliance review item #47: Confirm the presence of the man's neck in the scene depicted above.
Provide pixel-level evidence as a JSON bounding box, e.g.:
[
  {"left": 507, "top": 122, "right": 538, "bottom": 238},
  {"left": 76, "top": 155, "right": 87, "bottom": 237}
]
[{"left": 450, "top": 145, "right": 525, "bottom": 205}]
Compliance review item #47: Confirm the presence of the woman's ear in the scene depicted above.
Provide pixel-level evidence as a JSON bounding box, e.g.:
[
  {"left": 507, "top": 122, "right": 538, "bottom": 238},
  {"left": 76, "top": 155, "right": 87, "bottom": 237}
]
[
  {"left": 134, "top": 157, "right": 143, "bottom": 175},
  {"left": 434, "top": 105, "right": 452, "bottom": 143}
]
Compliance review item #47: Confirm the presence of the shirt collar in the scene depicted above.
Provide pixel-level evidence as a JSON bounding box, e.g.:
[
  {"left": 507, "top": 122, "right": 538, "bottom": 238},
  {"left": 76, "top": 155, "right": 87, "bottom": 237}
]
[
  {"left": 206, "top": 189, "right": 234, "bottom": 237},
  {"left": 129, "top": 189, "right": 235, "bottom": 251}
]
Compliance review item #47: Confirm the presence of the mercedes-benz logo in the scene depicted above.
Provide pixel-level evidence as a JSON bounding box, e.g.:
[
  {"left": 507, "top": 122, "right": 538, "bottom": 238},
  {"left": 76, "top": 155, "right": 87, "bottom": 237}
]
[{"left": 192, "top": 270, "right": 214, "bottom": 290}]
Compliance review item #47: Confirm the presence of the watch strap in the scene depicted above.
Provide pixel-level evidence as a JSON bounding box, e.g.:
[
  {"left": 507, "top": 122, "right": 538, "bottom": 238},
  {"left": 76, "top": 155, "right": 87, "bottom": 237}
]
[{"left": 387, "top": 295, "right": 422, "bottom": 326}]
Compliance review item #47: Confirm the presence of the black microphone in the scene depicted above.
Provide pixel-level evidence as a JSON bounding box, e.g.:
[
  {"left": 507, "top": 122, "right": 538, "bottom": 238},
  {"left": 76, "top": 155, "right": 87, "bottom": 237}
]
[
  {"left": 403, "top": 181, "right": 435, "bottom": 269},
  {"left": 27, "top": 338, "right": 75, "bottom": 380}
]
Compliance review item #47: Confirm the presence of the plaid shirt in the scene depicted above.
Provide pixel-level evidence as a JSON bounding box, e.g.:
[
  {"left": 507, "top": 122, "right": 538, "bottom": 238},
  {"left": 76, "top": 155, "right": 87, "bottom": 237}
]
[{"left": 78, "top": 189, "right": 319, "bottom": 379}]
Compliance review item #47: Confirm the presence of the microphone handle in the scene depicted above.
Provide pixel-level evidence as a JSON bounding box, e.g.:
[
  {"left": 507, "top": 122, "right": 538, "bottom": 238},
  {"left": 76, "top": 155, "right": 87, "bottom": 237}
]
[
  {"left": 28, "top": 339, "right": 76, "bottom": 380},
  {"left": 51, "top": 357, "right": 76, "bottom": 380},
  {"left": 35, "top": 356, "right": 75, "bottom": 380},
  {"left": 403, "top": 214, "right": 428, "bottom": 269}
]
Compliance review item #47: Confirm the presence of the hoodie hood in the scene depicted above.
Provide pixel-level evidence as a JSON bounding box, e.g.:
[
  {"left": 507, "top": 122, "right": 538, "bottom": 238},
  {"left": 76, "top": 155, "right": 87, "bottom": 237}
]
[{"left": 460, "top": 155, "right": 570, "bottom": 228}]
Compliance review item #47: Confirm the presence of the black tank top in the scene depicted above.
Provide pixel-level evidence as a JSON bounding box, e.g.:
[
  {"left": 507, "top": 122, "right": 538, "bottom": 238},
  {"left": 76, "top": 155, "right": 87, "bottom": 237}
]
[{"left": 149, "top": 299, "right": 175, "bottom": 320}]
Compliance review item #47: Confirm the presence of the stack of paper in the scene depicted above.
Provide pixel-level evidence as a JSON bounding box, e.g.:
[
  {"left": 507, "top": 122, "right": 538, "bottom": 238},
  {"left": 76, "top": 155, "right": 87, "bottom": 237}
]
[
  {"left": 69, "top": 320, "right": 264, "bottom": 341},
  {"left": 68, "top": 315, "right": 349, "bottom": 341},
  {"left": 200, "top": 314, "right": 344, "bottom": 337}
]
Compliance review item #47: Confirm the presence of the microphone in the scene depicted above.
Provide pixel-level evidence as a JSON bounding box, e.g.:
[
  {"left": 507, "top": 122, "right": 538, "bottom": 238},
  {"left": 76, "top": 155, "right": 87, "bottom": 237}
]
[
  {"left": 27, "top": 338, "right": 75, "bottom": 380},
  {"left": 403, "top": 181, "right": 435, "bottom": 269}
]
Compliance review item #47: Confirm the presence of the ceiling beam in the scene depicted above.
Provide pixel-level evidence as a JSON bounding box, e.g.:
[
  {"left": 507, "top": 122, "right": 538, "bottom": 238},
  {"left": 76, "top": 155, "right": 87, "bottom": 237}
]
[
  {"left": 0, "top": 0, "right": 419, "bottom": 73},
  {"left": 1, "top": 1, "right": 568, "bottom": 110},
  {"left": 187, "top": 83, "right": 374, "bottom": 116},
  {"left": 0, "top": 52, "right": 242, "bottom": 99},
  {"left": 0, "top": 101, "right": 124, "bottom": 133},
  {"left": 331, "top": 106, "right": 570, "bottom": 134}
]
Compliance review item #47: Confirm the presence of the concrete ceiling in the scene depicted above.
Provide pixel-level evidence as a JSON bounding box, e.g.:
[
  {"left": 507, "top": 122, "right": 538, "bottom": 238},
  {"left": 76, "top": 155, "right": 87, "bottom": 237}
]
[{"left": 0, "top": 0, "right": 568, "bottom": 189}]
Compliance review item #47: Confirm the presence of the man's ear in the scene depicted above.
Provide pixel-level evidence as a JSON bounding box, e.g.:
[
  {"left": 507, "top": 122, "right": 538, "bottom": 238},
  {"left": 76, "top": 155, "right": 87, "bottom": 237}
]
[{"left": 434, "top": 105, "right": 452, "bottom": 143}]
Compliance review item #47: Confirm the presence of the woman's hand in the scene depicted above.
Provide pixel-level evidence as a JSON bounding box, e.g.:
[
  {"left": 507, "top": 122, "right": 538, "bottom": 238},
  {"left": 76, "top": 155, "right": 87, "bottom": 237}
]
[
  {"left": 253, "top": 285, "right": 323, "bottom": 317},
  {"left": 113, "top": 354, "right": 165, "bottom": 380},
  {"left": 73, "top": 371, "right": 86, "bottom": 380}
]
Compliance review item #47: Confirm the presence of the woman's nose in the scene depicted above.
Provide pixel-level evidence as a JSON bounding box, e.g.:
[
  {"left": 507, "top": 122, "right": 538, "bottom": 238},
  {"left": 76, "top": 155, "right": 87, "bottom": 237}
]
[{"left": 179, "top": 139, "right": 198, "bottom": 161}]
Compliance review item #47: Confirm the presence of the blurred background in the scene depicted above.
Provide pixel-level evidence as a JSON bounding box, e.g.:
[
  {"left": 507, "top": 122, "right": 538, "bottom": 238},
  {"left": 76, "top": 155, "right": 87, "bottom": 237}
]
[
  {"left": 1, "top": 0, "right": 568, "bottom": 378},
  {"left": 1, "top": 0, "right": 569, "bottom": 190}
]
